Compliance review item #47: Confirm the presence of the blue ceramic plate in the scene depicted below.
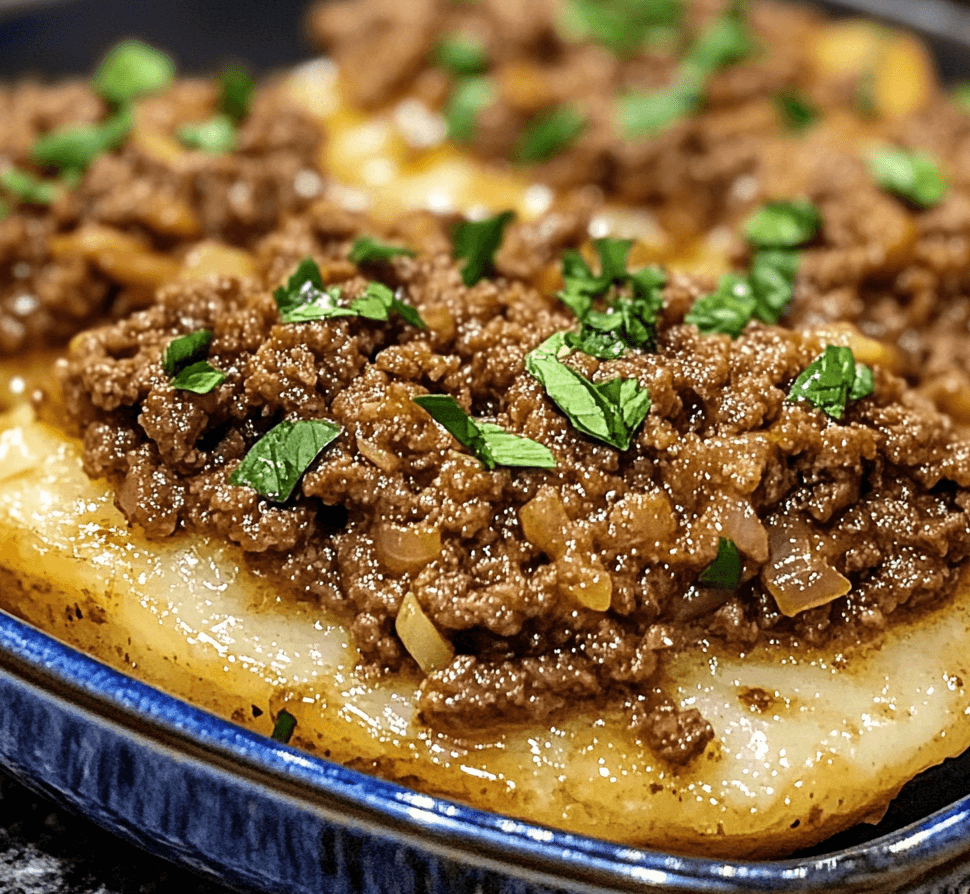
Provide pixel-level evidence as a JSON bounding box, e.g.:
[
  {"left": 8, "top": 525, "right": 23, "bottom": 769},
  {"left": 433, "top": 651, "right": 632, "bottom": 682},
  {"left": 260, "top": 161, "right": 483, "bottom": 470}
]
[{"left": 3, "top": 1, "right": 970, "bottom": 892}]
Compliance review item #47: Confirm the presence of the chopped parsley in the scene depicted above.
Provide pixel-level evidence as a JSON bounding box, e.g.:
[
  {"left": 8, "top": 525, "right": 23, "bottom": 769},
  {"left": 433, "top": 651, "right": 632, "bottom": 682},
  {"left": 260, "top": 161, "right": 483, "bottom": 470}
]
[
  {"left": 774, "top": 89, "right": 818, "bottom": 132},
  {"left": 432, "top": 34, "right": 489, "bottom": 76},
  {"left": 0, "top": 168, "right": 61, "bottom": 206},
  {"left": 32, "top": 106, "right": 133, "bottom": 175},
  {"left": 683, "top": 0, "right": 755, "bottom": 76},
  {"left": 452, "top": 210, "right": 514, "bottom": 286},
  {"left": 743, "top": 199, "right": 820, "bottom": 249},
  {"left": 444, "top": 76, "right": 496, "bottom": 144},
  {"left": 748, "top": 247, "right": 800, "bottom": 324},
  {"left": 270, "top": 709, "right": 297, "bottom": 744},
  {"left": 178, "top": 114, "right": 238, "bottom": 154},
  {"left": 218, "top": 64, "right": 255, "bottom": 123},
  {"left": 525, "top": 332, "right": 651, "bottom": 450},
  {"left": 867, "top": 146, "right": 947, "bottom": 209},
  {"left": 348, "top": 235, "right": 417, "bottom": 265},
  {"left": 684, "top": 274, "right": 756, "bottom": 338},
  {"left": 698, "top": 538, "right": 742, "bottom": 589},
  {"left": 93, "top": 40, "right": 176, "bottom": 107},
  {"left": 559, "top": 0, "right": 682, "bottom": 56},
  {"left": 787, "top": 345, "right": 874, "bottom": 419},
  {"left": 413, "top": 394, "right": 556, "bottom": 470},
  {"left": 514, "top": 105, "right": 587, "bottom": 164},
  {"left": 228, "top": 418, "right": 343, "bottom": 502},
  {"left": 617, "top": 81, "right": 700, "bottom": 139},
  {"left": 163, "top": 329, "right": 225, "bottom": 394},
  {"left": 557, "top": 238, "right": 667, "bottom": 359},
  {"left": 274, "top": 258, "right": 426, "bottom": 328}
]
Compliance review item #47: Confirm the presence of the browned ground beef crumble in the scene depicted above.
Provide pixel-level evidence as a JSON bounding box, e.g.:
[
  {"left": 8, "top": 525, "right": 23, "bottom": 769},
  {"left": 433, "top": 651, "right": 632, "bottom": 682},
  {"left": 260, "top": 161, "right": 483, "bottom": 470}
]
[
  {"left": 4, "top": 0, "right": 970, "bottom": 764},
  {"left": 57, "top": 201, "right": 970, "bottom": 759}
]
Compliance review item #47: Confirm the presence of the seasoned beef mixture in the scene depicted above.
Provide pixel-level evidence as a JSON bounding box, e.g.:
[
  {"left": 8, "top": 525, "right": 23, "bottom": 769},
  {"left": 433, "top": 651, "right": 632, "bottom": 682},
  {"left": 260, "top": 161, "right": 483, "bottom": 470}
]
[
  {"left": 0, "top": 61, "right": 324, "bottom": 354},
  {"left": 58, "top": 201, "right": 970, "bottom": 756}
]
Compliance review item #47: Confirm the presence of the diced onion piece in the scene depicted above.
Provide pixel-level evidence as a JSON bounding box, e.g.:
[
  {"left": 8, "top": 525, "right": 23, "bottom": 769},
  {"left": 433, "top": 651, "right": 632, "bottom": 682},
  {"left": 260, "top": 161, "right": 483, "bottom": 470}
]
[
  {"left": 0, "top": 405, "right": 39, "bottom": 481},
  {"left": 557, "top": 549, "right": 613, "bottom": 612},
  {"left": 129, "top": 125, "right": 185, "bottom": 166},
  {"left": 763, "top": 519, "right": 851, "bottom": 617},
  {"left": 519, "top": 485, "right": 569, "bottom": 559},
  {"left": 140, "top": 197, "right": 202, "bottom": 240},
  {"left": 179, "top": 241, "right": 256, "bottom": 280},
  {"left": 919, "top": 371, "right": 970, "bottom": 426},
  {"left": 374, "top": 523, "right": 442, "bottom": 574},
  {"left": 355, "top": 436, "right": 400, "bottom": 474},
  {"left": 395, "top": 591, "right": 454, "bottom": 675},
  {"left": 720, "top": 500, "right": 769, "bottom": 564},
  {"left": 50, "top": 225, "right": 182, "bottom": 288}
]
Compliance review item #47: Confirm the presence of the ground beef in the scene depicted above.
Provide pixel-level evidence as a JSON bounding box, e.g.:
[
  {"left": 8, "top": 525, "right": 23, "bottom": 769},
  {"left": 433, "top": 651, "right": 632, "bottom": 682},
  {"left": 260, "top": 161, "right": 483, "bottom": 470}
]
[
  {"left": 0, "top": 75, "right": 324, "bottom": 354},
  {"left": 58, "top": 200, "right": 970, "bottom": 760}
]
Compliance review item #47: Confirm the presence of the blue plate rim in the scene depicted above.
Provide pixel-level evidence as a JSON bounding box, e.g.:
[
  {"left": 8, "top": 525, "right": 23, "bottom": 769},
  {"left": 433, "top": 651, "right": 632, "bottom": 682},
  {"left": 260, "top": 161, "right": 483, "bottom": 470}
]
[{"left": 1, "top": 607, "right": 970, "bottom": 894}]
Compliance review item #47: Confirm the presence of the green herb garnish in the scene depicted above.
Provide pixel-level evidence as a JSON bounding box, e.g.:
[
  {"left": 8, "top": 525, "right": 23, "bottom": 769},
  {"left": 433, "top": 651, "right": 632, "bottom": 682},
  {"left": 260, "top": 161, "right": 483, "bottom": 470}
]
[
  {"left": 413, "top": 394, "right": 556, "bottom": 470},
  {"left": 228, "top": 418, "right": 343, "bottom": 502},
  {"left": 348, "top": 235, "right": 417, "bottom": 265},
  {"left": 867, "top": 146, "right": 947, "bottom": 209},
  {"left": 270, "top": 709, "right": 297, "bottom": 744},
  {"left": 274, "top": 258, "right": 426, "bottom": 328},
  {"left": 218, "top": 64, "right": 255, "bottom": 123},
  {"left": 432, "top": 34, "right": 489, "bottom": 76},
  {"left": 163, "top": 329, "right": 214, "bottom": 375},
  {"left": 32, "top": 107, "right": 133, "bottom": 175},
  {"left": 525, "top": 332, "right": 651, "bottom": 450},
  {"left": 774, "top": 89, "right": 818, "bottom": 132},
  {"left": 787, "top": 345, "right": 874, "bottom": 419},
  {"left": 684, "top": 274, "right": 756, "bottom": 337},
  {"left": 177, "top": 114, "right": 237, "bottom": 154},
  {"left": 171, "top": 361, "right": 226, "bottom": 394},
  {"left": 0, "top": 168, "right": 61, "bottom": 206},
  {"left": 452, "top": 210, "right": 514, "bottom": 286},
  {"left": 684, "top": 0, "right": 754, "bottom": 76},
  {"left": 748, "top": 247, "right": 800, "bottom": 325},
  {"left": 744, "top": 199, "right": 820, "bottom": 249},
  {"left": 444, "top": 76, "right": 496, "bottom": 144},
  {"left": 617, "top": 81, "right": 700, "bottom": 139},
  {"left": 560, "top": 0, "right": 682, "bottom": 56},
  {"left": 698, "top": 538, "right": 742, "bottom": 589},
  {"left": 557, "top": 239, "right": 666, "bottom": 359},
  {"left": 93, "top": 39, "right": 176, "bottom": 106},
  {"left": 514, "top": 105, "right": 587, "bottom": 163}
]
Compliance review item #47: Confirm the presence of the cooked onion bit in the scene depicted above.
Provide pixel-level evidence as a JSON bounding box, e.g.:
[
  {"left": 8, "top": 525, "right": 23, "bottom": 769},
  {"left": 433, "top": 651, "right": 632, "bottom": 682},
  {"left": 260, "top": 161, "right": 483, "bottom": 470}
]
[{"left": 396, "top": 592, "right": 455, "bottom": 675}]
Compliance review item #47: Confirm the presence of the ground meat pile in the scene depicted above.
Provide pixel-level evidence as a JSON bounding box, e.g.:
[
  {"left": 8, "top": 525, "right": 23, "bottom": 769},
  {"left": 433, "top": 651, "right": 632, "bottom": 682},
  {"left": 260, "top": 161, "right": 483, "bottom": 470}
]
[
  {"left": 58, "top": 199, "right": 970, "bottom": 760},
  {"left": 0, "top": 70, "right": 324, "bottom": 354}
]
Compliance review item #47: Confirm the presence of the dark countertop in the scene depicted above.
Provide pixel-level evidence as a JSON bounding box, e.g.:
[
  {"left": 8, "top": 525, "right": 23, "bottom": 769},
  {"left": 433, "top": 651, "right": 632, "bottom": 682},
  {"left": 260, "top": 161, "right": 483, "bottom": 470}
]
[{"left": 0, "top": 765, "right": 237, "bottom": 894}]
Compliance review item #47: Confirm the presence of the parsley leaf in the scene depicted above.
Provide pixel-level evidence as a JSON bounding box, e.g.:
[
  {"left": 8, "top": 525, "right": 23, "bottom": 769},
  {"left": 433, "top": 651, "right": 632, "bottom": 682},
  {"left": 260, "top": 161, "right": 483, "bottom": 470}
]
[
  {"left": 525, "top": 332, "right": 651, "bottom": 450},
  {"left": 32, "top": 106, "right": 133, "bottom": 175},
  {"left": 748, "top": 248, "right": 800, "bottom": 325},
  {"left": 444, "top": 76, "right": 496, "bottom": 144},
  {"left": 93, "top": 40, "right": 176, "bottom": 107},
  {"left": 744, "top": 199, "right": 820, "bottom": 249},
  {"left": 560, "top": 0, "right": 682, "bottom": 56},
  {"left": 218, "top": 64, "right": 255, "bottom": 123},
  {"left": 774, "top": 89, "right": 818, "bottom": 132},
  {"left": 699, "top": 538, "right": 742, "bottom": 588},
  {"left": 274, "top": 258, "right": 426, "bottom": 328},
  {"left": 432, "top": 34, "right": 489, "bottom": 76},
  {"left": 514, "top": 105, "right": 587, "bottom": 163},
  {"left": 0, "top": 168, "right": 61, "bottom": 206},
  {"left": 178, "top": 114, "right": 238, "bottom": 154},
  {"left": 684, "top": 0, "right": 754, "bottom": 76},
  {"left": 868, "top": 146, "right": 947, "bottom": 209},
  {"left": 452, "top": 210, "right": 514, "bottom": 286},
  {"left": 171, "top": 361, "right": 226, "bottom": 394},
  {"left": 270, "top": 709, "right": 297, "bottom": 744},
  {"left": 163, "top": 329, "right": 214, "bottom": 375},
  {"left": 228, "top": 418, "right": 343, "bottom": 502},
  {"left": 348, "top": 235, "right": 417, "bottom": 265},
  {"left": 558, "top": 239, "right": 666, "bottom": 358},
  {"left": 413, "top": 394, "right": 556, "bottom": 470},
  {"left": 684, "top": 274, "right": 756, "bottom": 337},
  {"left": 617, "top": 81, "right": 700, "bottom": 139},
  {"left": 787, "top": 345, "right": 874, "bottom": 419}
]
